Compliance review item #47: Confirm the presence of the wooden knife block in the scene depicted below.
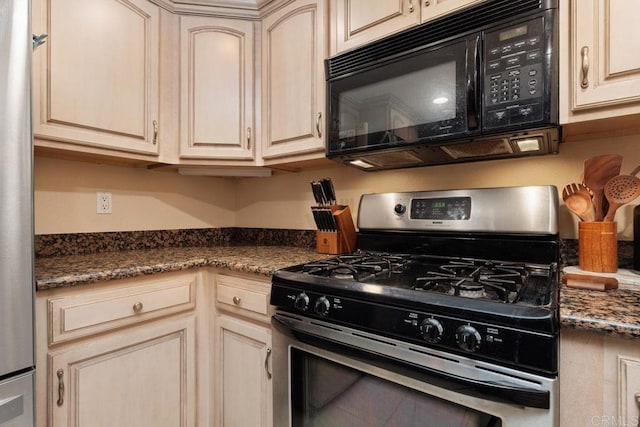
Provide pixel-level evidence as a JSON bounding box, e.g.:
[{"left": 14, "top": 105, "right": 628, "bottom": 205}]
[{"left": 315, "top": 205, "right": 357, "bottom": 254}]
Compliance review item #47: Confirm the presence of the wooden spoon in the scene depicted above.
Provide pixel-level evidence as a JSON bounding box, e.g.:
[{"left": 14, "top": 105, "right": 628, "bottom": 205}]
[
  {"left": 583, "top": 155, "right": 623, "bottom": 221},
  {"left": 603, "top": 174, "right": 640, "bottom": 222},
  {"left": 562, "top": 183, "right": 596, "bottom": 222}
]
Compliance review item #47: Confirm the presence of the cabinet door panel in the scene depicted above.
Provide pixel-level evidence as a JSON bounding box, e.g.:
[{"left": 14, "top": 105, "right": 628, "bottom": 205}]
[
  {"left": 571, "top": 0, "right": 640, "bottom": 110},
  {"left": 33, "top": 0, "right": 160, "bottom": 155},
  {"left": 421, "top": 0, "right": 486, "bottom": 23},
  {"left": 332, "top": 0, "right": 419, "bottom": 54},
  {"left": 49, "top": 317, "right": 195, "bottom": 427},
  {"left": 216, "top": 315, "right": 272, "bottom": 427},
  {"left": 179, "top": 17, "right": 255, "bottom": 160},
  {"left": 262, "top": 0, "right": 326, "bottom": 159}
]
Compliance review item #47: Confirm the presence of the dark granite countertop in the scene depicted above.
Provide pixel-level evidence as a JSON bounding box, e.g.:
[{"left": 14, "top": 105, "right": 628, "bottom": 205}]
[
  {"left": 559, "top": 268, "right": 640, "bottom": 340},
  {"left": 35, "top": 246, "right": 325, "bottom": 291},
  {"left": 35, "top": 245, "right": 640, "bottom": 340}
]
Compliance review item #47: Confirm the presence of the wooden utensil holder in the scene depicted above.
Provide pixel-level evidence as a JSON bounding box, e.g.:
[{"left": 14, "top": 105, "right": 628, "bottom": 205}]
[
  {"left": 315, "top": 205, "right": 357, "bottom": 255},
  {"left": 578, "top": 221, "right": 618, "bottom": 273}
]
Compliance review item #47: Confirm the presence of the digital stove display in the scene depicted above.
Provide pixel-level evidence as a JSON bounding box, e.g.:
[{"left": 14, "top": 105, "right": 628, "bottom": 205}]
[{"left": 410, "top": 197, "right": 471, "bottom": 220}]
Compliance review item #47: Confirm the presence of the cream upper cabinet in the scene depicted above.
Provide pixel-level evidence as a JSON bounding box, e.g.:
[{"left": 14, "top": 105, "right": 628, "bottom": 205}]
[
  {"left": 261, "top": 0, "right": 327, "bottom": 160},
  {"left": 561, "top": 0, "right": 640, "bottom": 123},
  {"left": 179, "top": 16, "right": 256, "bottom": 161},
  {"left": 329, "top": 0, "right": 420, "bottom": 55},
  {"left": 32, "top": 0, "right": 161, "bottom": 157},
  {"left": 420, "top": 0, "right": 486, "bottom": 23}
]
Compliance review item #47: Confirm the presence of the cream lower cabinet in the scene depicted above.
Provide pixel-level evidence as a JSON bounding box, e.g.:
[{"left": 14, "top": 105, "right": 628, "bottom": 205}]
[
  {"left": 561, "top": 0, "right": 640, "bottom": 123},
  {"left": 560, "top": 328, "right": 640, "bottom": 427},
  {"left": 261, "top": 0, "right": 327, "bottom": 162},
  {"left": 179, "top": 16, "right": 256, "bottom": 162},
  {"left": 48, "top": 317, "right": 195, "bottom": 427},
  {"left": 213, "top": 273, "right": 272, "bottom": 427},
  {"left": 36, "top": 271, "right": 207, "bottom": 427},
  {"left": 31, "top": 0, "right": 162, "bottom": 159}
]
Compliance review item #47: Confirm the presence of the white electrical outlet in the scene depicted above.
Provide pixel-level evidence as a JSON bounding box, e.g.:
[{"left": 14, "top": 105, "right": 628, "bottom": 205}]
[{"left": 97, "top": 192, "right": 112, "bottom": 214}]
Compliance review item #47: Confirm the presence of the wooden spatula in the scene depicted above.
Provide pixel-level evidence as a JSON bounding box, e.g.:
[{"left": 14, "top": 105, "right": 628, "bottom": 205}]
[{"left": 583, "top": 155, "right": 623, "bottom": 221}]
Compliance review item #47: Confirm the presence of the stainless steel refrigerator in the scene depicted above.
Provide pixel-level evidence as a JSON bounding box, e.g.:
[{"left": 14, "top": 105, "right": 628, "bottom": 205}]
[{"left": 0, "top": 0, "right": 36, "bottom": 425}]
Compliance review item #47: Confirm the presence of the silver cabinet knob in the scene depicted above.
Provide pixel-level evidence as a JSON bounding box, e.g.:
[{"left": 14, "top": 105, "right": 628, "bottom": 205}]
[
  {"left": 232, "top": 296, "right": 241, "bottom": 305},
  {"left": 133, "top": 302, "right": 143, "bottom": 313}
]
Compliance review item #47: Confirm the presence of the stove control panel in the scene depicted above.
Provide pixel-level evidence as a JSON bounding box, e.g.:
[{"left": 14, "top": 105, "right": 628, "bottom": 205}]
[{"left": 271, "top": 283, "right": 557, "bottom": 374}]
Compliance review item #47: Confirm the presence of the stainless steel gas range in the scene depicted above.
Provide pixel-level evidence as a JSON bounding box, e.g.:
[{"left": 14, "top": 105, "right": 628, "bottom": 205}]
[{"left": 270, "top": 186, "right": 560, "bottom": 427}]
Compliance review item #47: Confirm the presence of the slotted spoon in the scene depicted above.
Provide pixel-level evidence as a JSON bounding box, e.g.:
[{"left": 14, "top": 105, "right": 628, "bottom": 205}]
[{"left": 603, "top": 174, "right": 640, "bottom": 222}]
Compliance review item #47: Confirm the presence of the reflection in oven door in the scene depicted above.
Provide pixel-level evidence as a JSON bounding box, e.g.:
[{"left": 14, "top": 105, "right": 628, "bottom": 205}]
[{"left": 292, "top": 348, "right": 498, "bottom": 427}]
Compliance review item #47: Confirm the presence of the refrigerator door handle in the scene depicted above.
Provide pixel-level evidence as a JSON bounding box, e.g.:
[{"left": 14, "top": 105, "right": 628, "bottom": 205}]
[{"left": 0, "top": 394, "right": 24, "bottom": 424}]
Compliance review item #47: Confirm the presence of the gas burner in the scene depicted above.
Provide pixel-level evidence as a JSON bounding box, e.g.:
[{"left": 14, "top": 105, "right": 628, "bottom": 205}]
[
  {"left": 415, "top": 259, "right": 526, "bottom": 302},
  {"left": 301, "top": 252, "right": 410, "bottom": 281}
]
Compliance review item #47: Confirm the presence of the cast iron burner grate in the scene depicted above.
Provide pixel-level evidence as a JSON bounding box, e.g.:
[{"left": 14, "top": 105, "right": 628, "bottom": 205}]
[
  {"left": 414, "top": 260, "right": 527, "bottom": 303},
  {"left": 302, "top": 253, "right": 409, "bottom": 281}
]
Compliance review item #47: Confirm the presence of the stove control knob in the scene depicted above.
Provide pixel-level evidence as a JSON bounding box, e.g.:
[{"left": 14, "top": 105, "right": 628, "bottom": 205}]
[
  {"left": 294, "top": 293, "right": 310, "bottom": 311},
  {"left": 314, "top": 296, "right": 331, "bottom": 317},
  {"left": 394, "top": 204, "right": 407, "bottom": 215},
  {"left": 455, "top": 325, "right": 482, "bottom": 352},
  {"left": 419, "top": 318, "right": 443, "bottom": 343}
]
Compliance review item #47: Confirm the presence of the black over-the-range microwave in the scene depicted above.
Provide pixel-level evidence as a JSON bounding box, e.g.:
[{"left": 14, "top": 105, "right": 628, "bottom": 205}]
[{"left": 325, "top": 0, "right": 560, "bottom": 171}]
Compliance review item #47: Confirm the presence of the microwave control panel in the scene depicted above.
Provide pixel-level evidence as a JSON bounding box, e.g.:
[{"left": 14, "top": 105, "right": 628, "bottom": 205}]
[{"left": 483, "top": 17, "right": 547, "bottom": 130}]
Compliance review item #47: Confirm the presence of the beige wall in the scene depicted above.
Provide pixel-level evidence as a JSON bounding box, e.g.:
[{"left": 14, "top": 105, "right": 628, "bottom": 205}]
[
  {"left": 35, "top": 134, "right": 640, "bottom": 239},
  {"left": 235, "top": 135, "right": 640, "bottom": 240},
  {"left": 34, "top": 156, "right": 236, "bottom": 234}
]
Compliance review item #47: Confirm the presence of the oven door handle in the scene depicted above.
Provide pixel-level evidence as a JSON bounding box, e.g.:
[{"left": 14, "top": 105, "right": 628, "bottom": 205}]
[
  {"left": 466, "top": 34, "right": 480, "bottom": 130},
  {"left": 273, "top": 316, "right": 551, "bottom": 410}
]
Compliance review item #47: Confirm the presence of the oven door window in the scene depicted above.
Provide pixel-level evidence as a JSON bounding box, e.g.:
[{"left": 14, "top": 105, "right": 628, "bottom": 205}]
[
  {"left": 327, "top": 36, "right": 479, "bottom": 156},
  {"left": 291, "top": 348, "right": 501, "bottom": 427}
]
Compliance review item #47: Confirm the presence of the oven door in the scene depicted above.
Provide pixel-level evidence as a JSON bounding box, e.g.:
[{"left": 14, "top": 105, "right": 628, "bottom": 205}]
[
  {"left": 326, "top": 33, "right": 481, "bottom": 159},
  {"left": 272, "top": 312, "right": 558, "bottom": 427}
]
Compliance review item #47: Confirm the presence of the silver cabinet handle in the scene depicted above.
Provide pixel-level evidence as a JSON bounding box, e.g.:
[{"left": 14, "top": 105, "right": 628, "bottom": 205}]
[
  {"left": 232, "top": 296, "right": 241, "bottom": 305},
  {"left": 152, "top": 120, "right": 158, "bottom": 145},
  {"left": 425, "top": 0, "right": 430, "bottom": 6},
  {"left": 580, "top": 46, "right": 590, "bottom": 89},
  {"left": 316, "top": 112, "right": 322, "bottom": 138},
  {"left": 409, "top": 0, "right": 414, "bottom": 13},
  {"left": 247, "top": 127, "right": 252, "bottom": 149},
  {"left": 32, "top": 33, "right": 48, "bottom": 50},
  {"left": 57, "top": 369, "right": 64, "bottom": 407},
  {"left": 133, "top": 301, "right": 143, "bottom": 313},
  {"left": 265, "top": 347, "right": 272, "bottom": 379}
]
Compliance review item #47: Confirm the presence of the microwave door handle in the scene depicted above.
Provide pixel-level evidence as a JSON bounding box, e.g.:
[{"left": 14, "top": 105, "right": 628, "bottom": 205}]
[{"left": 466, "top": 35, "right": 480, "bottom": 130}]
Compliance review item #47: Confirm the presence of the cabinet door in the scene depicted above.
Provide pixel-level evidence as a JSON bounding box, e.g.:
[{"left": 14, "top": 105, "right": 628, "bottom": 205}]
[
  {"left": 32, "top": 0, "right": 160, "bottom": 155},
  {"left": 179, "top": 16, "right": 255, "bottom": 160},
  {"left": 261, "top": 0, "right": 327, "bottom": 159},
  {"left": 48, "top": 316, "right": 195, "bottom": 427},
  {"left": 330, "top": 0, "right": 420, "bottom": 55},
  {"left": 215, "top": 315, "right": 272, "bottom": 427},
  {"left": 569, "top": 0, "right": 640, "bottom": 112},
  {"left": 421, "top": 0, "right": 486, "bottom": 23}
]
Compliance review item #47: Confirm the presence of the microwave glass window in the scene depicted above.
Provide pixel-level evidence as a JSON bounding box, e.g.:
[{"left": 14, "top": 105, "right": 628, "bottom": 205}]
[
  {"left": 338, "top": 60, "right": 457, "bottom": 139},
  {"left": 329, "top": 39, "right": 472, "bottom": 153}
]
